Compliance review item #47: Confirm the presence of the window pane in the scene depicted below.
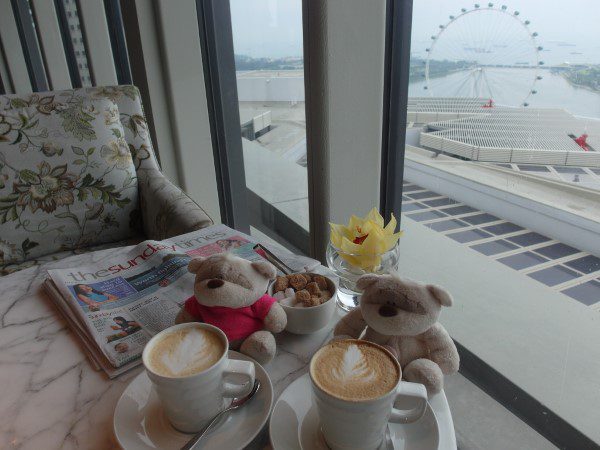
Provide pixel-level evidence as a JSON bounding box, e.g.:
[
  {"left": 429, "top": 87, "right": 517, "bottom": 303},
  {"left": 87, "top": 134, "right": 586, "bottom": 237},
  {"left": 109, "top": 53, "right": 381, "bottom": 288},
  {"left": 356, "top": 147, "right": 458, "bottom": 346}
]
[
  {"left": 402, "top": 0, "right": 600, "bottom": 445},
  {"left": 58, "top": 0, "right": 92, "bottom": 86},
  {"left": 230, "top": 0, "right": 308, "bottom": 252}
]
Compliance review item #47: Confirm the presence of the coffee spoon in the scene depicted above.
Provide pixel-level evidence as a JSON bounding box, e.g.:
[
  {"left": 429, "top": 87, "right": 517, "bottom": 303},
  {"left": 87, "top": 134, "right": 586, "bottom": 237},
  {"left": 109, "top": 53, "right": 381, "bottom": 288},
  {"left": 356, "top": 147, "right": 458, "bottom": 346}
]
[{"left": 180, "top": 380, "right": 261, "bottom": 450}]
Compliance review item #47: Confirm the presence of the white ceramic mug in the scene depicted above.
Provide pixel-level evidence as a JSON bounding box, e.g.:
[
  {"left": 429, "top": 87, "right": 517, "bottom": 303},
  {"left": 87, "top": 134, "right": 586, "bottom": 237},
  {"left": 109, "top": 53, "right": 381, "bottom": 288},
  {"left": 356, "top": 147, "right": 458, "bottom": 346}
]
[
  {"left": 142, "top": 322, "right": 255, "bottom": 433},
  {"left": 309, "top": 340, "right": 428, "bottom": 450}
]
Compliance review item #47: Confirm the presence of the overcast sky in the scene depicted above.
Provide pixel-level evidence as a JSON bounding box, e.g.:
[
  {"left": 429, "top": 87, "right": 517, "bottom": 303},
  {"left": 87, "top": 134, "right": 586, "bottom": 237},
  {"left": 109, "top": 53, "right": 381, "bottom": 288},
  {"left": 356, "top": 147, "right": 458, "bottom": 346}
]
[{"left": 230, "top": 0, "right": 600, "bottom": 64}]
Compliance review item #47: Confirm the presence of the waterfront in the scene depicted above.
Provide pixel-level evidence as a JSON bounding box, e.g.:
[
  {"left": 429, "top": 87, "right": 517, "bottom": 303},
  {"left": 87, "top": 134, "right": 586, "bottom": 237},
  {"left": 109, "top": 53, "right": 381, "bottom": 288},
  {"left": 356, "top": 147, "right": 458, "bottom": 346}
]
[{"left": 409, "top": 68, "right": 600, "bottom": 119}]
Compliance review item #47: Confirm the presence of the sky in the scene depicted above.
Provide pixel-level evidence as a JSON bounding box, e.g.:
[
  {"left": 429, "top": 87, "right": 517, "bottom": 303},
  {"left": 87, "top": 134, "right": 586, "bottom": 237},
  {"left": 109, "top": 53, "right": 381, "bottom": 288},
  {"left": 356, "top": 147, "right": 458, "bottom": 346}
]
[
  {"left": 230, "top": 0, "right": 600, "bottom": 64},
  {"left": 230, "top": 0, "right": 303, "bottom": 58}
]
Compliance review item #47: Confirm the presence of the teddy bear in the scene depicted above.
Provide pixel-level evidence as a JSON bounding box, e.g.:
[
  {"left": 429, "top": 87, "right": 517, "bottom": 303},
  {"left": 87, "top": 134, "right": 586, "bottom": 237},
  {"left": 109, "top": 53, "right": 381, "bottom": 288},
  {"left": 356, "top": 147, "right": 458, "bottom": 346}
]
[
  {"left": 333, "top": 273, "right": 459, "bottom": 395},
  {"left": 175, "top": 253, "right": 287, "bottom": 364}
]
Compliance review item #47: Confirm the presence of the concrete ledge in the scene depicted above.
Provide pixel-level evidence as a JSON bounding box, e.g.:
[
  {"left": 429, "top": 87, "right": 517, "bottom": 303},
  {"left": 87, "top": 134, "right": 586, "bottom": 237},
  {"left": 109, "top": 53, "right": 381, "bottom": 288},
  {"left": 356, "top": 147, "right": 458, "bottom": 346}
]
[{"left": 404, "top": 145, "right": 600, "bottom": 256}]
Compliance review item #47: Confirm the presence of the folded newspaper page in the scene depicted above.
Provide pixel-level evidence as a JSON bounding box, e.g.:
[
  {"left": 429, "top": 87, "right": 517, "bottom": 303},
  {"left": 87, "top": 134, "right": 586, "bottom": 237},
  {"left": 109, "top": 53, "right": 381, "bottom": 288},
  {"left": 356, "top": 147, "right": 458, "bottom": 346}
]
[{"left": 45, "top": 224, "right": 319, "bottom": 378}]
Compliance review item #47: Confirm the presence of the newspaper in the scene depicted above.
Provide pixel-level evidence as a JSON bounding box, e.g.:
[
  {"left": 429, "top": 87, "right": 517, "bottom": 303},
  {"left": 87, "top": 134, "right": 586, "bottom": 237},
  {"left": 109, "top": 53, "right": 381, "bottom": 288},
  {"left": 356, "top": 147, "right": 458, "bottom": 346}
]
[{"left": 44, "top": 224, "right": 319, "bottom": 378}]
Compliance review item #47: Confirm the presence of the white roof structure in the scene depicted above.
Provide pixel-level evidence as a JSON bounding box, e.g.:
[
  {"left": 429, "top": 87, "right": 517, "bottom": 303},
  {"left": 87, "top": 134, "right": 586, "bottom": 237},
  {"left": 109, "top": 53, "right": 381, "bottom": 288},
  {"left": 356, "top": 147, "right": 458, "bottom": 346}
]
[
  {"left": 411, "top": 98, "right": 600, "bottom": 167},
  {"left": 407, "top": 97, "right": 493, "bottom": 123}
]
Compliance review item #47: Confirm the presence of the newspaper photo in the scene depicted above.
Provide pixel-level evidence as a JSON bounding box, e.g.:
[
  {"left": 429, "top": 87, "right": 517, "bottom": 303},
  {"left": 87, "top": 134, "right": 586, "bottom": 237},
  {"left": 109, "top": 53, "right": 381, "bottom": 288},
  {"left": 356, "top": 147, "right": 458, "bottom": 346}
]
[{"left": 44, "top": 224, "right": 319, "bottom": 377}]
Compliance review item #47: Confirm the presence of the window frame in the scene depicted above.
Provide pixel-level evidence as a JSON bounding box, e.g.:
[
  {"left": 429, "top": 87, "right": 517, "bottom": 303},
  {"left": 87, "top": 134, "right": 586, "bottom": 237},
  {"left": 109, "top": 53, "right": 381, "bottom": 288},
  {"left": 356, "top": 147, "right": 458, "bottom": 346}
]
[{"left": 196, "top": 0, "right": 311, "bottom": 252}]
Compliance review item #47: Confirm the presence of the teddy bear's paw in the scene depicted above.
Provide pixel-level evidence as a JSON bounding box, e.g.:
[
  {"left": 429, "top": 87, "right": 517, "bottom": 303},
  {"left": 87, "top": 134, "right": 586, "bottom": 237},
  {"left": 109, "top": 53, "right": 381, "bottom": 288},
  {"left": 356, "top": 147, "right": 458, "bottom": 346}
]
[
  {"left": 240, "top": 331, "right": 276, "bottom": 365},
  {"left": 382, "top": 344, "right": 400, "bottom": 360},
  {"left": 174, "top": 308, "right": 196, "bottom": 325},
  {"left": 403, "top": 358, "right": 444, "bottom": 395}
]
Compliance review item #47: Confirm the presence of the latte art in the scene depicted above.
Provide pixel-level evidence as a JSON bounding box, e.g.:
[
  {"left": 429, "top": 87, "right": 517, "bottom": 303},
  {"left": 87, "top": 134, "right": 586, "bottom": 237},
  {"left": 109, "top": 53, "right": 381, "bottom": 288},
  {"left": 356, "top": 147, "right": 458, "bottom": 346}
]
[
  {"left": 331, "top": 344, "right": 375, "bottom": 383},
  {"left": 310, "top": 340, "right": 399, "bottom": 401},
  {"left": 148, "top": 326, "right": 224, "bottom": 377}
]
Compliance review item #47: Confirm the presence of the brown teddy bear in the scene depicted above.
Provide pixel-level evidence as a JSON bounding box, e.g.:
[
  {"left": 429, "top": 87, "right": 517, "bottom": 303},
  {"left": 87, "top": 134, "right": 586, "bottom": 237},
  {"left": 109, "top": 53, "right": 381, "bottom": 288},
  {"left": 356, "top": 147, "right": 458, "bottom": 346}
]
[
  {"left": 333, "top": 273, "right": 459, "bottom": 395},
  {"left": 176, "top": 253, "right": 287, "bottom": 364}
]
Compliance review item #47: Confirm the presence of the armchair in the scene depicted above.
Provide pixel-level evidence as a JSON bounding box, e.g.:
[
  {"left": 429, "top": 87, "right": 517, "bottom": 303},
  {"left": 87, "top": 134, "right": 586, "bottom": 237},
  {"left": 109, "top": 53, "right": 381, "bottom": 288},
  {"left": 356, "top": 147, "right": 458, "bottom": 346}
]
[{"left": 0, "top": 85, "right": 212, "bottom": 275}]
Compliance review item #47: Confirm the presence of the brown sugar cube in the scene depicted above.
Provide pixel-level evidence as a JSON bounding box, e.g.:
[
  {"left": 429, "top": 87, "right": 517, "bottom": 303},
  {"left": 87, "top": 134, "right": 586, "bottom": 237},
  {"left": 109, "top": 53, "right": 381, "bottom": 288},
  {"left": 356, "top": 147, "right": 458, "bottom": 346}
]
[
  {"left": 313, "top": 275, "right": 328, "bottom": 290},
  {"left": 289, "top": 274, "right": 308, "bottom": 290},
  {"left": 319, "top": 290, "right": 331, "bottom": 303},
  {"left": 295, "top": 289, "right": 311, "bottom": 303},
  {"left": 301, "top": 273, "right": 312, "bottom": 283},
  {"left": 306, "top": 282, "right": 321, "bottom": 295},
  {"left": 273, "top": 276, "right": 289, "bottom": 292},
  {"left": 305, "top": 296, "right": 321, "bottom": 307}
]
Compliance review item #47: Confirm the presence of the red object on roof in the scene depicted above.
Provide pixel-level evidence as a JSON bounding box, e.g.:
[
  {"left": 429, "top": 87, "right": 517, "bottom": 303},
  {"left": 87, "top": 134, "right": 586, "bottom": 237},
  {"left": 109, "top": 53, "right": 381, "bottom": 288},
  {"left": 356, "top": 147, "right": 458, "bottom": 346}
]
[
  {"left": 482, "top": 99, "right": 494, "bottom": 108},
  {"left": 575, "top": 134, "right": 589, "bottom": 151}
]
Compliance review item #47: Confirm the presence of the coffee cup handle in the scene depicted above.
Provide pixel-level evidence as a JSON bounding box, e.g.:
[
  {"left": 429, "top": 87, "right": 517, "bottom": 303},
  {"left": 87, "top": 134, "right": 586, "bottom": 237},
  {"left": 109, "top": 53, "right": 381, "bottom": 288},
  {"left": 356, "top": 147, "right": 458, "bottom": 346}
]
[
  {"left": 223, "top": 359, "right": 256, "bottom": 398},
  {"left": 389, "top": 381, "right": 428, "bottom": 424}
]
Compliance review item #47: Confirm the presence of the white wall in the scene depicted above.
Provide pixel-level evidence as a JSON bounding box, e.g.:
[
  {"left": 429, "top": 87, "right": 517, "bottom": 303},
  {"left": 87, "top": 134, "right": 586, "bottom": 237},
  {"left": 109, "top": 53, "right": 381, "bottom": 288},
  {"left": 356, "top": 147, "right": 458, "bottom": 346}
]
[{"left": 304, "top": 0, "right": 386, "bottom": 260}]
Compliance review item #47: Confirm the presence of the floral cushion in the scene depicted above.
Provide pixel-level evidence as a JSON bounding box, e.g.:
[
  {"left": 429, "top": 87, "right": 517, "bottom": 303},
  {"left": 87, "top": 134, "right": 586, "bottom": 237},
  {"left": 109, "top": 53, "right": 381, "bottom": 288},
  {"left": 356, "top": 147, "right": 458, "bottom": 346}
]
[{"left": 0, "top": 98, "right": 139, "bottom": 264}]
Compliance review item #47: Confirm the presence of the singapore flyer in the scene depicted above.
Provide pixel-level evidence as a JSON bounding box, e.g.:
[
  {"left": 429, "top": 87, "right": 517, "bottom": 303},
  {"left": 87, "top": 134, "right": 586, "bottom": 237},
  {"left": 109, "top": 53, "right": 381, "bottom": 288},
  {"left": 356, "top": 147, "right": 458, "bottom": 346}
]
[{"left": 424, "top": 3, "right": 543, "bottom": 106}]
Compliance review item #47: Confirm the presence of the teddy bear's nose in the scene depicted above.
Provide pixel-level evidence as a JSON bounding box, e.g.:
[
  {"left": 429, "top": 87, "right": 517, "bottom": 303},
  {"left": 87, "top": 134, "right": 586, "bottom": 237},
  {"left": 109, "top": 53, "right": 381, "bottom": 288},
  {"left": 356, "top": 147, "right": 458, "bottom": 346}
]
[
  {"left": 378, "top": 305, "right": 398, "bottom": 317},
  {"left": 207, "top": 279, "right": 225, "bottom": 289}
]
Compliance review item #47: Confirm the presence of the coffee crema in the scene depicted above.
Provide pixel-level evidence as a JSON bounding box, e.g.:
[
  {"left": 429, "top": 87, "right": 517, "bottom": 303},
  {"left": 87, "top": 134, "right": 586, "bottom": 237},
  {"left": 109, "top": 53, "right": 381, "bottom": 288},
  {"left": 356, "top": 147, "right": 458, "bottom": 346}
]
[
  {"left": 310, "top": 340, "right": 399, "bottom": 401},
  {"left": 147, "top": 326, "right": 224, "bottom": 377}
]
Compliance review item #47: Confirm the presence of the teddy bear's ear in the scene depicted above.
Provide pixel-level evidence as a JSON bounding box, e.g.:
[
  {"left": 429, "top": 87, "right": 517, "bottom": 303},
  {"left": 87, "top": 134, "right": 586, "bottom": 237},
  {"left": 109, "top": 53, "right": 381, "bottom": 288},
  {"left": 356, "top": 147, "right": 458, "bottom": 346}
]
[
  {"left": 188, "top": 257, "right": 206, "bottom": 274},
  {"left": 427, "top": 284, "right": 453, "bottom": 307},
  {"left": 251, "top": 261, "right": 277, "bottom": 280},
  {"left": 356, "top": 274, "right": 380, "bottom": 291}
]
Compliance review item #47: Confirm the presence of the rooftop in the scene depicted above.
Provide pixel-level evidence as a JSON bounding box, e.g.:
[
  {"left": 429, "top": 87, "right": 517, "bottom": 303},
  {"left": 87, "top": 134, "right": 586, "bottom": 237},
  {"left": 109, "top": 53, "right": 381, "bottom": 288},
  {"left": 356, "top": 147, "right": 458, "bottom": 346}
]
[{"left": 411, "top": 98, "right": 600, "bottom": 167}]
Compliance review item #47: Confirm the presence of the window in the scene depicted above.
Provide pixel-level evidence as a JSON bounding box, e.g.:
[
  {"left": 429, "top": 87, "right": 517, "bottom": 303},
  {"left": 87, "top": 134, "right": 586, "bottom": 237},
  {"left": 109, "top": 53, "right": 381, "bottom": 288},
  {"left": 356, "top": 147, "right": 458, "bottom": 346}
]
[
  {"left": 228, "top": 0, "right": 309, "bottom": 253},
  {"left": 389, "top": 0, "right": 600, "bottom": 447}
]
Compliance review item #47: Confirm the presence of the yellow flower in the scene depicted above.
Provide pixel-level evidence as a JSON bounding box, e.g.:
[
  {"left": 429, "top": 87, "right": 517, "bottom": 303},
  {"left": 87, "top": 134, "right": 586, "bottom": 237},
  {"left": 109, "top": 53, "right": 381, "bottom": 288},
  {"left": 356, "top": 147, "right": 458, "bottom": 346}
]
[{"left": 329, "top": 208, "right": 402, "bottom": 271}]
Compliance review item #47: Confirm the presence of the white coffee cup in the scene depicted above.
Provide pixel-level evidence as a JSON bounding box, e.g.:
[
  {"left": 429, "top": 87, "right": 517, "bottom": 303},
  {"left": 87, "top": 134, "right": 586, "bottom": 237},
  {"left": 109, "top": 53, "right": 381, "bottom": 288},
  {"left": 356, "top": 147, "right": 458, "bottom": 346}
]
[
  {"left": 309, "top": 339, "right": 428, "bottom": 450},
  {"left": 142, "top": 322, "right": 255, "bottom": 433}
]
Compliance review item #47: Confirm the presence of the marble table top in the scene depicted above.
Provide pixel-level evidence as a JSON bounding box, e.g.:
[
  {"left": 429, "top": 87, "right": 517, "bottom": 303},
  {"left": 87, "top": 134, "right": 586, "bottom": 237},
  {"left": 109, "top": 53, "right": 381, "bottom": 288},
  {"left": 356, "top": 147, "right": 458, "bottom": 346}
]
[{"left": 0, "top": 247, "right": 455, "bottom": 450}]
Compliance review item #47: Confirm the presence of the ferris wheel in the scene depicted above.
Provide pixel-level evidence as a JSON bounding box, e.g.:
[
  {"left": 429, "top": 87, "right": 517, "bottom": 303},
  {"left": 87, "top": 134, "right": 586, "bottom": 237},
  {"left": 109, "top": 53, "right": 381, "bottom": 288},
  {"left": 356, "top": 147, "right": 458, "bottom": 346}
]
[{"left": 424, "top": 3, "right": 543, "bottom": 107}]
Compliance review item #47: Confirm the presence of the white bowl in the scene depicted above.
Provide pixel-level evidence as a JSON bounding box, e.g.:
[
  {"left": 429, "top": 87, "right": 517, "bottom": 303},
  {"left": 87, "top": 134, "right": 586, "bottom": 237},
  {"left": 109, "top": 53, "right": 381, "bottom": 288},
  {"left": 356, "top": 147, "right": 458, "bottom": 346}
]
[{"left": 268, "top": 273, "right": 337, "bottom": 334}]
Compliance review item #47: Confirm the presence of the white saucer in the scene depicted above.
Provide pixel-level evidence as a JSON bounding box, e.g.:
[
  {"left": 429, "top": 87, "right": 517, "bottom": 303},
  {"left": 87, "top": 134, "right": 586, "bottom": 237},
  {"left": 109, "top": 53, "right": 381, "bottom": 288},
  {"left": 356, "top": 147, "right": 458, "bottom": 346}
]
[
  {"left": 113, "top": 351, "right": 273, "bottom": 450},
  {"left": 270, "top": 374, "right": 446, "bottom": 450}
]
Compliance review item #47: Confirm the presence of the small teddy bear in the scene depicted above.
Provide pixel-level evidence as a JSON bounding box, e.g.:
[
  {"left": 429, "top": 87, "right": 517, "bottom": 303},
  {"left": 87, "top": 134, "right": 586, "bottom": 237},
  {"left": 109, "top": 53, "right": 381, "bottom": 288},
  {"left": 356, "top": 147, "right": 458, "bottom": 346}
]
[
  {"left": 176, "top": 253, "right": 287, "bottom": 364},
  {"left": 333, "top": 273, "right": 459, "bottom": 395}
]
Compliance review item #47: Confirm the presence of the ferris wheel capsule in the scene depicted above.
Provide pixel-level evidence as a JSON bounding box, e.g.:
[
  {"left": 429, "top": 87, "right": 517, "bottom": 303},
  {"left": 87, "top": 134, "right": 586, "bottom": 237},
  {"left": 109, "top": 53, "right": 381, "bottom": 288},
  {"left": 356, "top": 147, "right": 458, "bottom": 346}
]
[
  {"left": 537, "top": 75, "right": 543, "bottom": 80},
  {"left": 514, "top": 11, "right": 520, "bottom": 15},
  {"left": 532, "top": 32, "right": 538, "bottom": 37},
  {"left": 474, "top": 4, "right": 480, "bottom": 8},
  {"left": 531, "top": 90, "right": 537, "bottom": 94},
  {"left": 431, "top": 36, "right": 436, "bottom": 40},
  {"left": 461, "top": 8, "right": 467, "bottom": 12},
  {"left": 524, "top": 20, "right": 530, "bottom": 25},
  {"left": 450, "top": 15, "right": 455, "bottom": 19},
  {"left": 537, "top": 46, "right": 543, "bottom": 51},
  {"left": 439, "top": 25, "right": 444, "bottom": 29},
  {"left": 488, "top": 3, "right": 493, "bottom": 7},
  {"left": 424, "top": 86, "right": 428, "bottom": 90},
  {"left": 538, "top": 61, "right": 544, "bottom": 65},
  {"left": 501, "top": 4, "right": 507, "bottom": 9},
  {"left": 523, "top": 102, "right": 529, "bottom": 107}
]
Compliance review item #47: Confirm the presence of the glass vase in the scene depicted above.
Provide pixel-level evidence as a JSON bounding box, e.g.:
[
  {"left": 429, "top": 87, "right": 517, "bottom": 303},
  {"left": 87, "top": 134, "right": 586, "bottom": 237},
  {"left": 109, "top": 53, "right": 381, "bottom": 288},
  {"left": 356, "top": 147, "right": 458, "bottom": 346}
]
[{"left": 326, "top": 241, "right": 400, "bottom": 311}]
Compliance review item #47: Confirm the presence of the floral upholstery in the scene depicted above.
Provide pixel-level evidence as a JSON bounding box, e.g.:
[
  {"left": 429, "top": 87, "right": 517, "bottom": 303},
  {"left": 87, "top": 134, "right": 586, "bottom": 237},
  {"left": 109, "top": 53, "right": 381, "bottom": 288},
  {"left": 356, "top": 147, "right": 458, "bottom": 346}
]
[{"left": 0, "top": 86, "right": 213, "bottom": 274}]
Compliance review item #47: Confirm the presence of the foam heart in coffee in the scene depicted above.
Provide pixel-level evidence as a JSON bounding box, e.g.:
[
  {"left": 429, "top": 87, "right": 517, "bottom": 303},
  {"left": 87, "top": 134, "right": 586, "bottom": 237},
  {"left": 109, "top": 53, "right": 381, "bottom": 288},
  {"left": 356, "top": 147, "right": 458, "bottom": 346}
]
[
  {"left": 148, "top": 326, "right": 224, "bottom": 377},
  {"left": 310, "top": 340, "right": 399, "bottom": 401}
]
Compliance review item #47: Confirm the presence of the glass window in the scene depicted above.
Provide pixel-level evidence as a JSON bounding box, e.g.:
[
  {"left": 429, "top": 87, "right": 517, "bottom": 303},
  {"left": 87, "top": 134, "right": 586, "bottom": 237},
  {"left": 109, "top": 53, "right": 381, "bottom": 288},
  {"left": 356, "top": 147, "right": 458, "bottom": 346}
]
[
  {"left": 59, "top": 0, "right": 92, "bottom": 86},
  {"left": 399, "top": 0, "right": 600, "bottom": 445},
  {"left": 229, "top": 0, "right": 308, "bottom": 253}
]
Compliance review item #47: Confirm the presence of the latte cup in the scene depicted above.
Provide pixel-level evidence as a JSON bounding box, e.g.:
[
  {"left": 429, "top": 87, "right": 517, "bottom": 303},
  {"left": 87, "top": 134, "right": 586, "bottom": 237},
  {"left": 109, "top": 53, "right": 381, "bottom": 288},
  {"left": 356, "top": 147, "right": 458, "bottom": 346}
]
[
  {"left": 309, "top": 339, "right": 427, "bottom": 450},
  {"left": 142, "top": 322, "right": 255, "bottom": 433}
]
